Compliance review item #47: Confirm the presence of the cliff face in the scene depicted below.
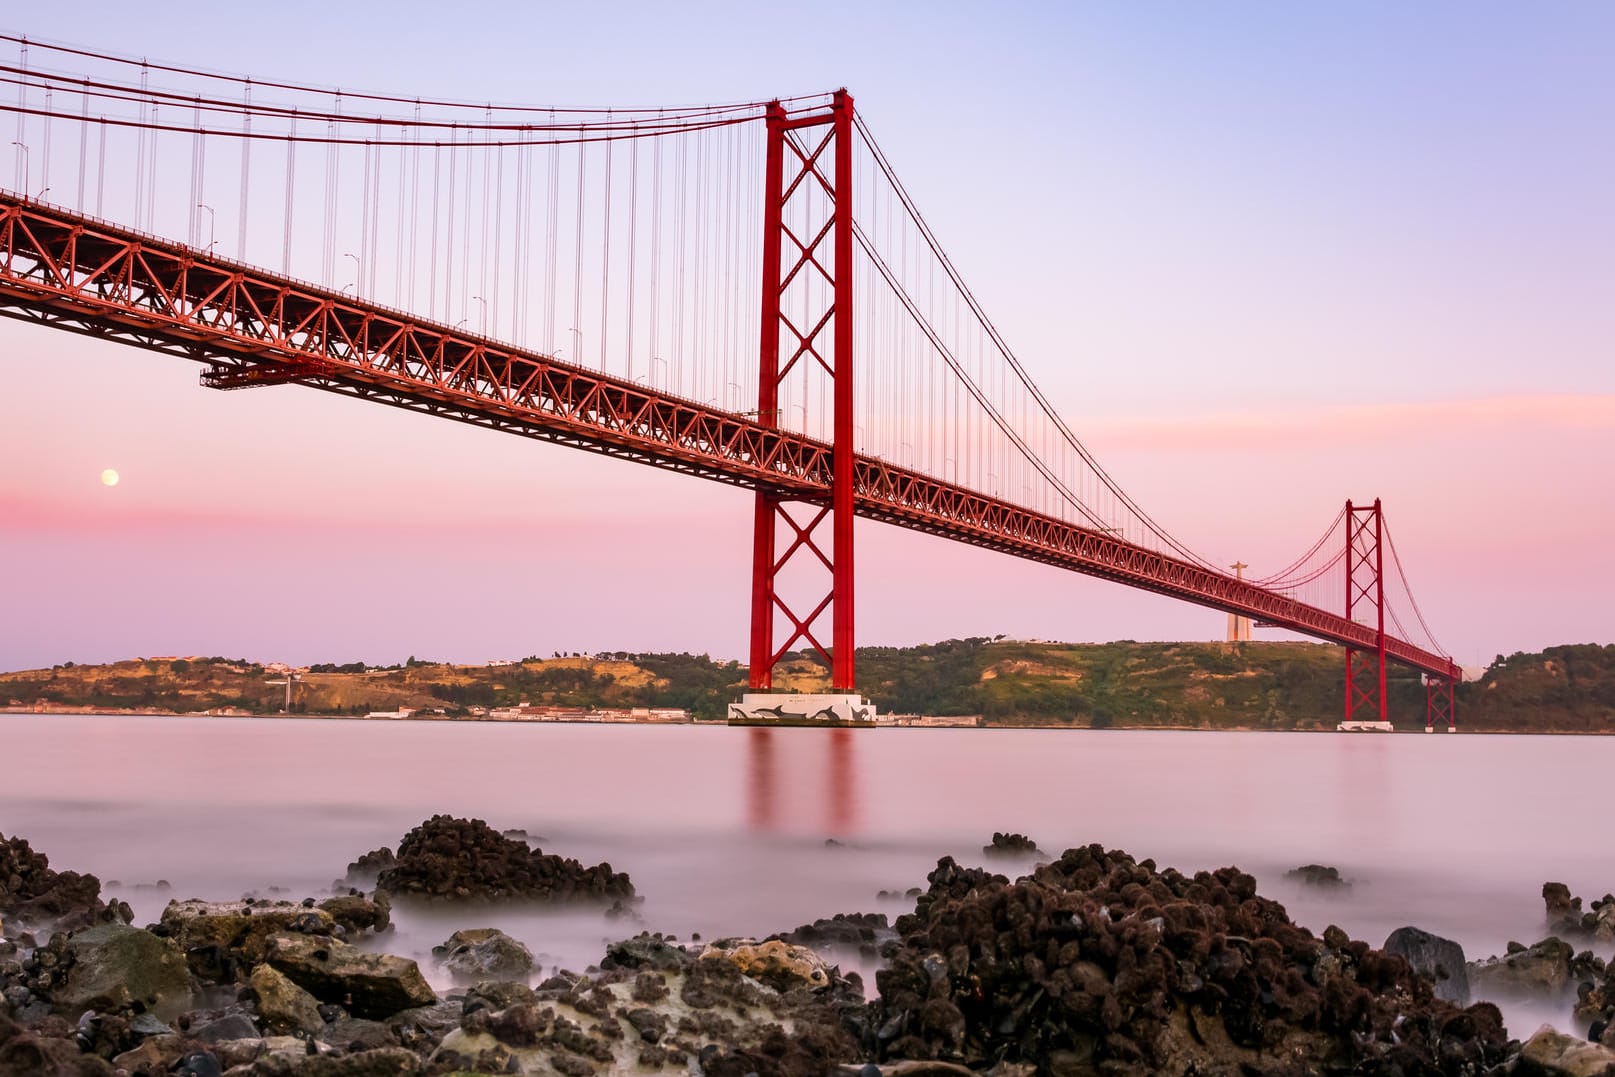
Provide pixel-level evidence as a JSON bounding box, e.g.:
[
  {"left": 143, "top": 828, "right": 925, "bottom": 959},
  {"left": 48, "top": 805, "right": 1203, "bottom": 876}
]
[{"left": 2, "top": 640, "right": 1610, "bottom": 731}]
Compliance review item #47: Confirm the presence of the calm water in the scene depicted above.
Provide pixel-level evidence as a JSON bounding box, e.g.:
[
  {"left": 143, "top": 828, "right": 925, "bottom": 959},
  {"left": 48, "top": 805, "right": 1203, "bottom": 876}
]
[{"left": 1, "top": 715, "right": 1609, "bottom": 1036}]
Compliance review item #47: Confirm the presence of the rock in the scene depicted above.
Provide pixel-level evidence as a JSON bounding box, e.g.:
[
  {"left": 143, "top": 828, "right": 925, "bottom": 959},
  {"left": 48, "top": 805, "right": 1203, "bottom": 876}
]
[
  {"left": 601, "top": 933, "right": 692, "bottom": 973},
  {"left": 1519, "top": 1024, "right": 1615, "bottom": 1076},
  {"left": 870, "top": 844, "right": 1514, "bottom": 1074},
  {"left": 56, "top": 923, "right": 194, "bottom": 1020},
  {"left": 373, "top": 815, "right": 636, "bottom": 903},
  {"left": 982, "top": 833, "right": 1040, "bottom": 857},
  {"left": 237, "top": 1045, "right": 422, "bottom": 1076},
  {"left": 190, "top": 1011, "right": 258, "bottom": 1042},
  {"left": 266, "top": 934, "right": 436, "bottom": 1020},
  {"left": 462, "top": 981, "right": 537, "bottom": 1013},
  {"left": 173, "top": 1050, "right": 222, "bottom": 1077},
  {"left": 0, "top": 1010, "right": 118, "bottom": 1075},
  {"left": 700, "top": 939, "right": 831, "bottom": 992},
  {"left": 387, "top": 998, "right": 461, "bottom": 1044},
  {"left": 323, "top": 1014, "right": 398, "bottom": 1051},
  {"left": 771, "top": 912, "right": 895, "bottom": 957},
  {"left": 343, "top": 848, "right": 397, "bottom": 883},
  {"left": 1542, "top": 883, "right": 1615, "bottom": 943},
  {"left": 432, "top": 929, "right": 534, "bottom": 980},
  {"left": 432, "top": 929, "right": 867, "bottom": 1075},
  {"left": 1470, "top": 936, "right": 1575, "bottom": 994},
  {"left": 1385, "top": 925, "right": 1471, "bottom": 1005},
  {"left": 159, "top": 899, "right": 337, "bottom": 982},
  {"left": 111, "top": 1033, "right": 188, "bottom": 1074},
  {"left": 1546, "top": 882, "right": 1581, "bottom": 924},
  {"left": 1284, "top": 863, "right": 1349, "bottom": 888},
  {"left": 318, "top": 893, "right": 390, "bottom": 935},
  {"left": 1574, "top": 959, "right": 1615, "bottom": 1043},
  {"left": 250, "top": 963, "right": 326, "bottom": 1035},
  {"left": 0, "top": 833, "right": 114, "bottom": 933}
]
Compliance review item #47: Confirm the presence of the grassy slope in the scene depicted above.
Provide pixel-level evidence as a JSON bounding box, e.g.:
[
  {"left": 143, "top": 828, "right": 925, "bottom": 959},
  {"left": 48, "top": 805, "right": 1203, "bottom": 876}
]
[{"left": 2, "top": 641, "right": 1610, "bottom": 731}]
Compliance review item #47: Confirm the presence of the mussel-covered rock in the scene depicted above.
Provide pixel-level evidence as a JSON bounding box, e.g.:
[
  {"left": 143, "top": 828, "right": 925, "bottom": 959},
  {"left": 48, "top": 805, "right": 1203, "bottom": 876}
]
[
  {"left": 982, "top": 833, "right": 1040, "bottom": 858},
  {"left": 1285, "top": 863, "right": 1349, "bottom": 888},
  {"left": 0, "top": 833, "right": 124, "bottom": 934},
  {"left": 870, "top": 844, "right": 1513, "bottom": 1075},
  {"left": 373, "top": 816, "right": 634, "bottom": 902}
]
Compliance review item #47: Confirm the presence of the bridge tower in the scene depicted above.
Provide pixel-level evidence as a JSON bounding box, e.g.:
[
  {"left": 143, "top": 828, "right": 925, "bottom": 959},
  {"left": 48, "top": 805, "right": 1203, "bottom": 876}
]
[
  {"left": 1343, "top": 499, "right": 1388, "bottom": 725},
  {"left": 748, "top": 92, "right": 857, "bottom": 694},
  {"left": 1424, "top": 674, "right": 1457, "bottom": 733}
]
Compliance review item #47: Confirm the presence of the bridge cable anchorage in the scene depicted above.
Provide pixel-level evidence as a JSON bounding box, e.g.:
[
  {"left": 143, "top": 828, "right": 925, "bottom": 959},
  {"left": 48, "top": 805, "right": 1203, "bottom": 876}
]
[{"left": 0, "top": 37, "right": 1457, "bottom": 714}]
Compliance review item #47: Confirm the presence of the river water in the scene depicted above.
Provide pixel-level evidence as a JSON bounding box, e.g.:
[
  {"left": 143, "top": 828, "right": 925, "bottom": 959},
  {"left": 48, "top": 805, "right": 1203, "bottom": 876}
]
[{"left": 1, "top": 715, "right": 1608, "bottom": 1038}]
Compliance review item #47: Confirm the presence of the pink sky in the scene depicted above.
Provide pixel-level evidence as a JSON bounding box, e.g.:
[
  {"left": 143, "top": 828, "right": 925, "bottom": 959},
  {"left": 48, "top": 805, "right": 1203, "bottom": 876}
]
[{"left": 2, "top": 4, "right": 1613, "bottom": 674}]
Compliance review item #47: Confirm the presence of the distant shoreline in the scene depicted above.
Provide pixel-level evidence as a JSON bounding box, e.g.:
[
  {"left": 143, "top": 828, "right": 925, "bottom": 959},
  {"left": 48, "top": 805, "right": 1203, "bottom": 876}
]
[
  {"left": 2, "top": 705, "right": 1604, "bottom": 734},
  {"left": 4, "top": 640, "right": 1608, "bottom": 733}
]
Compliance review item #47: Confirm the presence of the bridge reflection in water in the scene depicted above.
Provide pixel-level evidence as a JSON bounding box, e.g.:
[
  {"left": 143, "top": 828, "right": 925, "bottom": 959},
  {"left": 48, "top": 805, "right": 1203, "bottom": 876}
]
[{"left": 746, "top": 728, "right": 861, "bottom": 837}]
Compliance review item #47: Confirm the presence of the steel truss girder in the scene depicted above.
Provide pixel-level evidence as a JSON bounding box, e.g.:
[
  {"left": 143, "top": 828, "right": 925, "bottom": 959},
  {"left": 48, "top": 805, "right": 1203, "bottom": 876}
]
[{"left": 0, "top": 193, "right": 1459, "bottom": 683}]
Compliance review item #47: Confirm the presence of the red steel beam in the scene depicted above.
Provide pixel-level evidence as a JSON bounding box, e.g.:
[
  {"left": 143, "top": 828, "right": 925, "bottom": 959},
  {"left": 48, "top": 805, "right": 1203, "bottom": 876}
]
[{"left": 0, "top": 193, "right": 1460, "bottom": 681}]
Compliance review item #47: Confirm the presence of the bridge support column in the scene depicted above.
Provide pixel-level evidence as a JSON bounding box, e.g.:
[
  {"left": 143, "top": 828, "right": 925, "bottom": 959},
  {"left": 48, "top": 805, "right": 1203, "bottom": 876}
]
[
  {"left": 748, "top": 92, "right": 856, "bottom": 692},
  {"left": 1424, "top": 675, "right": 1456, "bottom": 733},
  {"left": 1344, "top": 499, "right": 1387, "bottom": 725}
]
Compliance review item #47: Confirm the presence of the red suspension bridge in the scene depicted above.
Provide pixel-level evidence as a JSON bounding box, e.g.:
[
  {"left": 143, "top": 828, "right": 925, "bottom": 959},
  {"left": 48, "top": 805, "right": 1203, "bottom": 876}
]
[{"left": 0, "top": 36, "right": 1459, "bottom": 729}]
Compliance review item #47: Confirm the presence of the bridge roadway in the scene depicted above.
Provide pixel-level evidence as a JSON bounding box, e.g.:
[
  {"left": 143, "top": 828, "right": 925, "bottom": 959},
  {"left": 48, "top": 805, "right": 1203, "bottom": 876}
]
[{"left": 0, "top": 193, "right": 1459, "bottom": 681}]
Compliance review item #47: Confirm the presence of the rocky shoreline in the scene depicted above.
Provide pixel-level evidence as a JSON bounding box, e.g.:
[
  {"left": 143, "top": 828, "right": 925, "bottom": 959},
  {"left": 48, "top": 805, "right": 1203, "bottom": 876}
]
[{"left": 3, "top": 827, "right": 1613, "bottom": 1076}]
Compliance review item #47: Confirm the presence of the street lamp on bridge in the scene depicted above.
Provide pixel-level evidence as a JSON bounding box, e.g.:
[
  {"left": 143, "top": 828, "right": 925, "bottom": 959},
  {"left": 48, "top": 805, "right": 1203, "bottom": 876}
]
[
  {"left": 196, "top": 202, "right": 216, "bottom": 252},
  {"left": 10, "top": 141, "right": 29, "bottom": 196}
]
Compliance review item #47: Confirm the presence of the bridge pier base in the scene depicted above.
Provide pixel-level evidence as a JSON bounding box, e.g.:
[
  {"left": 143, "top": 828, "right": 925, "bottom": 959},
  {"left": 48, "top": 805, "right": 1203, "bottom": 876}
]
[{"left": 728, "top": 692, "right": 877, "bottom": 727}]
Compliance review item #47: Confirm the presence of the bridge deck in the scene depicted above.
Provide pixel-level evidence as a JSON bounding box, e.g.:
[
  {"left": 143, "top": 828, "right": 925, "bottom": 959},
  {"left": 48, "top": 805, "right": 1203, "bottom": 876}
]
[{"left": 0, "top": 193, "right": 1458, "bottom": 680}]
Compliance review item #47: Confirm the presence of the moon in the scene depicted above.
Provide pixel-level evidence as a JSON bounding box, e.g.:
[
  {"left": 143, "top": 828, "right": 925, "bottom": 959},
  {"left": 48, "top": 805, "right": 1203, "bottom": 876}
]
[{"left": 100, "top": 468, "right": 120, "bottom": 487}]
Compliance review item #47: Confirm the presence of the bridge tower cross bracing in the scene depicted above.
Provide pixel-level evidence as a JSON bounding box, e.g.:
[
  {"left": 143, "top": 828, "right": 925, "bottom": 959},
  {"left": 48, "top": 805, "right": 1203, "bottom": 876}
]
[
  {"left": 749, "top": 91, "right": 856, "bottom": 691},
  {"left": 1344, "top": 498, "right": 1388, "bottom": 725}
]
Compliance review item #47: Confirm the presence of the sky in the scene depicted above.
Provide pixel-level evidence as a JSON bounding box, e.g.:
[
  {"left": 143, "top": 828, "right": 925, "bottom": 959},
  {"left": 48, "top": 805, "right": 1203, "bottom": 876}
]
[{"left": 2, "top": 2, "right": 1612, "bottom": 674}]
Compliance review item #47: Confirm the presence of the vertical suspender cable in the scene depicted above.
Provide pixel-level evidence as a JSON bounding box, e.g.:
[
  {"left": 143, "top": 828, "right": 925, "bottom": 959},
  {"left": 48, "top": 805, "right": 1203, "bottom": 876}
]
[
  {"left": 187, "top": 97, "right": 200, "bottom": 246},
  {"left": 492, "top": 140, "right": 505, "bottom": 337},
  {"left": 625, "top": 130, "right": 639, "bottom": 382},
  {"left": 238, "top": 81, "right": 251, "bottom": 260},
  {"left": 649, "top": 119, "right": 662, "bottom": 374},
  {"left": 428, "top": 139, "right": 441, "bottom": 321},
  {"left": 478, "top": 107, "right": 492, "bottom": 331},
  {"left": 12, "top": 37, "right": 25, "bottom": 194},
  {"left": 444, "top": 125, "right": 457, "bottom": 322},
  {"left": 599, "top": 124, "right": 612, "bottom": 369},
  {"left": 572, "top": 136, "right": 586, "bottom": 363},
  {"left": 408, "top": 104, "right": 422, "bottom": 314},
  {"left": 282, "top": 110, "right": 296, "bottom": 275},
  {"left": 95, "top": 118, "right": 106, "bottom": 217},
  {"left": 368, "top": 133, "right": 381, "bottom": 295},
  {"left": 76, "top": 81, "right": 88, "bottom": 211}
]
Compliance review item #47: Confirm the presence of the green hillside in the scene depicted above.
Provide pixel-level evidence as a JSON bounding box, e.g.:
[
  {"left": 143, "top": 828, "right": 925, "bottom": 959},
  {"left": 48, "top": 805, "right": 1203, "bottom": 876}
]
[{"left": 2, "top": 640, "right": 1610, "bottom": 732}]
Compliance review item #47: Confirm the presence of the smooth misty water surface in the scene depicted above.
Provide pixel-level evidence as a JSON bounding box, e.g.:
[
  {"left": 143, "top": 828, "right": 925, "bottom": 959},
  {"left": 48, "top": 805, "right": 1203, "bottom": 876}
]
[{"left": 1, "top": 715, "right": 1609, "bottom": 1037}]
